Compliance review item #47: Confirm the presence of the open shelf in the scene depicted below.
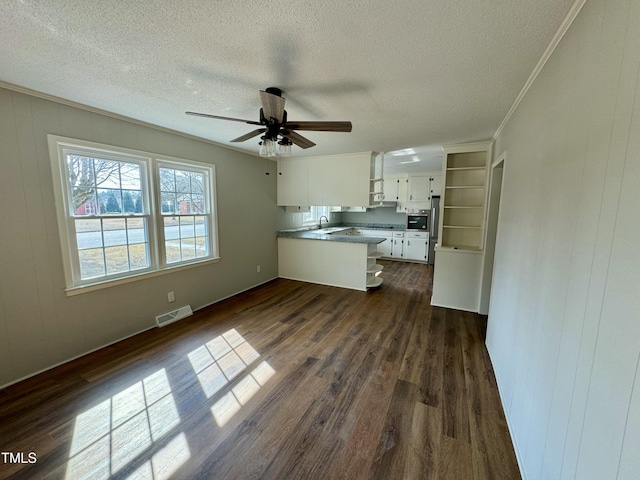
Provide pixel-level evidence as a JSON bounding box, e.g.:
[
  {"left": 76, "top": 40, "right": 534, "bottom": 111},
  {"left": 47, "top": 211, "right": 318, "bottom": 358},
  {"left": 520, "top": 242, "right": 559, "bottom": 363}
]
[
  {"left": 367, "top": 264, "right": 384, "bottom": 274},
  {"left": 440, "top": 146, "right": 490, "bottom": 251},
  {"left": 367, "top": 276, "right": 384, "bottom": 288}
]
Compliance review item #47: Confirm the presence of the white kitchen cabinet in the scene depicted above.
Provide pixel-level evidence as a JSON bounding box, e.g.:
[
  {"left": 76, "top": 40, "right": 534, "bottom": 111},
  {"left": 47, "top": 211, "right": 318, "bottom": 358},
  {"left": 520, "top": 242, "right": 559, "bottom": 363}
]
[
  {"left": 277, "top": 158, "right": 308, "bottom": 206},
  {"left": 383, "top": 176, "right": 408, "bottom": 212},
  {"left": 390, "top": 232, "right": 405, "bottom": 259},
  {"left": 429, "top": 173, "right": 442, "bottom": 198},
  {"left": 407, "top": 175, "right": 430, "bottom": 207},
  {"left": 405, "top": 232, "right": 428, "bottom": 262},
  {"left": 309, "top": 152, "right": 374, "bottom": 206}
]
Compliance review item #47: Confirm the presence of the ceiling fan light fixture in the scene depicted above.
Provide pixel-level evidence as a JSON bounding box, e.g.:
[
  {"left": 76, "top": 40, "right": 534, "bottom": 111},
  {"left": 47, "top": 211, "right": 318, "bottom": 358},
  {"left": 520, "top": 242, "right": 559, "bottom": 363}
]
[
  {"left": 260, "top": 138, "right": 278, "bottom": 157},
  {"left": 278, "top": 138, "right": 292, "bottom": 157}
]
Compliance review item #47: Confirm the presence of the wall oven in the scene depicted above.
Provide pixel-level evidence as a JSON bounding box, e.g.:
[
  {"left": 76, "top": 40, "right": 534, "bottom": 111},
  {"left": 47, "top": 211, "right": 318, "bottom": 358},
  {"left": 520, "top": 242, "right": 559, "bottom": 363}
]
[{"left": 407, "top": 210, "right": 430, "bottom": 231}]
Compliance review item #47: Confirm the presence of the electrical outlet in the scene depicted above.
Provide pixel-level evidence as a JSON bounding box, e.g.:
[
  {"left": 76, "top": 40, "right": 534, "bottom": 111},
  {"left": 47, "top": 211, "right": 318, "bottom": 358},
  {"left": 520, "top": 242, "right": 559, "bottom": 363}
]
[
  {"left": 168, "top": 291, "right": 175, "bottom": 303},
  {"left": 256, "top": 265, "right": 261, "bottom": 273}
]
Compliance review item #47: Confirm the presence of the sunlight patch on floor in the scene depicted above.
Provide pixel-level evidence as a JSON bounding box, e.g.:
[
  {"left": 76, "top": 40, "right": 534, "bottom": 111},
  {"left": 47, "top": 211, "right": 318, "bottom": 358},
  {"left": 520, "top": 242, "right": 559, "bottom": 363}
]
[
  {"left": 187, "top": 329, "right": 275, "bottom": 427},
  {"left": 65, "top": 369, "right": 189, "bottom": 480}
]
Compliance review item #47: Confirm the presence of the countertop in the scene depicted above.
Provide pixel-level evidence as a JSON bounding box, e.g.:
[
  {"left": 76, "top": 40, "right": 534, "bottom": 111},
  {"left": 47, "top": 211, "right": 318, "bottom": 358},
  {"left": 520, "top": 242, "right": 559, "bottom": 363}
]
[{"left": 277, "top": 226, "right": 388, "bottom": 244}]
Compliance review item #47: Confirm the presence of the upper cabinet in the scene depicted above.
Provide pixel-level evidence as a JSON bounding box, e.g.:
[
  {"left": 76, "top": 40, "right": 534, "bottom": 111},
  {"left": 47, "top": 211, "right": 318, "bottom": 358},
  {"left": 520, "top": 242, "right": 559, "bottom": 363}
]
[
  {"left": 405, "top": 172, "right": 443, "bottom": 210},
  {"left": 277, "top": 157, "right": 309, "bottom": 206},
  {"left": 277, "top": 152, "right": 375, "bottom": 207},
  {"left": 407, "top": 175, "right": 430, "bottom": 205},
  {"left": 439, "top": 142, "right": 491, "bottom": 251}
]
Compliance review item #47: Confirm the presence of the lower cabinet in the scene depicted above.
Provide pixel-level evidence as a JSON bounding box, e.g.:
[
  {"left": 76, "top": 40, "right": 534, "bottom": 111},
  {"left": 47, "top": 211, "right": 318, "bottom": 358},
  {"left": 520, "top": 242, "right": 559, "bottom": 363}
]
[
  {"left": 391, "top": 232, "right": 405, "bottom": 259},
  {"left": 405, "top": 232, "right": 428, "bottom": 262}
]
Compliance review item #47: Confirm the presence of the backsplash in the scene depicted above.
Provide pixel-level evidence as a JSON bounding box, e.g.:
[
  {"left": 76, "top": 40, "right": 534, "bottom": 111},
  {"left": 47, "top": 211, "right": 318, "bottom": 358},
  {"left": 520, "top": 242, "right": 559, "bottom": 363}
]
[{"left": 341, "top": 206, "right": 406, "bottom": 226}]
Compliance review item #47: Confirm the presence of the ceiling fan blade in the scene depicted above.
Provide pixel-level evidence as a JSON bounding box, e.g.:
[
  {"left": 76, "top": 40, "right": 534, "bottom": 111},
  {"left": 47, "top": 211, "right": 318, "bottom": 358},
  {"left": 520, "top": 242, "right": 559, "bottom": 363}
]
[
  {"left": 231, "top": 129, "right": 266, "bottom": 143},
  {"left": 284, "top": 120, "right": 352, "bottom": 132},
  {"left": 260, "top": 90, "right": 286, "bottom": 123},
  {"left": 281, "top": 130, "right": 316, "bottom": 149},
  {"left": 186, "top": 111, "right": 262, "bottom": 125}
]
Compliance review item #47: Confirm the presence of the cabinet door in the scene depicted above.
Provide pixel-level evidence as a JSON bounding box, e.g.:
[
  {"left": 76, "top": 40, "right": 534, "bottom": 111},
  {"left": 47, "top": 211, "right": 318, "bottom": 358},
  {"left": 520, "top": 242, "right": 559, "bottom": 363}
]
[
  {"left": 397, "top": 178, "right": 408, "bottom": 212},
  {"left": 383, "top": 177, "right": 399, "bottom": 202},
  {"left": 429, "top": 174, "right": 443, "bottom": 198},
  {"left": 277, "top": 158, "right": 308, "bottom": 206},
  {"left": 405, "top": 234, "right": 428, "bottom": 261},
  {"left": 408, "top": 176, "right": 430, "bottom": 203},
  {"left": 390, "top": 233, "right": 405, "bottom": 258}
]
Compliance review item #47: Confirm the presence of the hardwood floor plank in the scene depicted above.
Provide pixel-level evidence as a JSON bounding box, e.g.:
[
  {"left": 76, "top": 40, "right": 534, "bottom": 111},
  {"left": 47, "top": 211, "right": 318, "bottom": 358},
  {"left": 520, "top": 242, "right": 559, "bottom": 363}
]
[{"left": 0, "top": 261, "right": 520, "bottom": 480}]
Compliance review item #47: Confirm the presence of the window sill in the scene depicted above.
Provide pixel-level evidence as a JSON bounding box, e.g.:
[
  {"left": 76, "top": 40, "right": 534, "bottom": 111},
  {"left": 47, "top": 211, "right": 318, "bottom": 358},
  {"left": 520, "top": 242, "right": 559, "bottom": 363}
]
[{"left": 64, "top": 257, "right": 221, "bottom": 296}]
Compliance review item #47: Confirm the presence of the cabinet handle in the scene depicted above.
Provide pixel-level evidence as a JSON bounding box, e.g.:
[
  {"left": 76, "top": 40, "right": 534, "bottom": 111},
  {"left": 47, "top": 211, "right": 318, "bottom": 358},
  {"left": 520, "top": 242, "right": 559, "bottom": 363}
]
[
  {"left": 409, "top": 194, "right": 412, "bottom": 200},
  {"left": 407, "top": 240, "right": 410, "bottom": 246}
]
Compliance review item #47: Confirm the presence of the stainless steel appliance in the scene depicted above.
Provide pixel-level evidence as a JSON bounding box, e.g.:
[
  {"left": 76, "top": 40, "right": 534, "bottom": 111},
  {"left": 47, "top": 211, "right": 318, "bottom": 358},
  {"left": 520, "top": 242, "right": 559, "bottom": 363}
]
[
  {"left": 406, "top": 210, "right": 430, "bottom": 231},
  {"left": 428, "top": 196, "right": 440, "bottom": 265}
]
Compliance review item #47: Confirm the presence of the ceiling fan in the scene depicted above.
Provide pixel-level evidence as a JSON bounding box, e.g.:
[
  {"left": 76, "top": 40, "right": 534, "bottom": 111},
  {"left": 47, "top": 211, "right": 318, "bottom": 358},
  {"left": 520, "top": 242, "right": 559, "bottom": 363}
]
[{"left": 186, "top": 87, "right": 352, "bottom": 157}]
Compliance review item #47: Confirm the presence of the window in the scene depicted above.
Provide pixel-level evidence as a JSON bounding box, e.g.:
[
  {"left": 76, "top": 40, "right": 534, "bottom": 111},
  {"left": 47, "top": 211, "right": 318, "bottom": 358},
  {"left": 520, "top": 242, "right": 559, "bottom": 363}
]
[
  {"left": 49, "top": 136, "right": 218, "bottom": 292},
  {"left": 302, "top": 206, "right": 330, "bottom": 226}
]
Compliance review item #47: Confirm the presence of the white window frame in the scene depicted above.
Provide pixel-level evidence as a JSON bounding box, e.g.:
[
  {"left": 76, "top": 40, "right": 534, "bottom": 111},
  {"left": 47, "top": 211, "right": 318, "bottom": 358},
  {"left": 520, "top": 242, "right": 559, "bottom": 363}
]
[
  {"left": 302, "top": 206, "right": 330, "bottom": 226},
  {"left": 48, "top": 135, "right": 219, "bottom": 295}
]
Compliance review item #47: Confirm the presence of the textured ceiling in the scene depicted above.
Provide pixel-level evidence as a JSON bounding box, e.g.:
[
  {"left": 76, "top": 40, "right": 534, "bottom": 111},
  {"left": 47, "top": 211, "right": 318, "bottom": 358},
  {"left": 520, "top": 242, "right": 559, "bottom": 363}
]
[{"left": 0, "top": 0, "right": 575, "bottom": 171}]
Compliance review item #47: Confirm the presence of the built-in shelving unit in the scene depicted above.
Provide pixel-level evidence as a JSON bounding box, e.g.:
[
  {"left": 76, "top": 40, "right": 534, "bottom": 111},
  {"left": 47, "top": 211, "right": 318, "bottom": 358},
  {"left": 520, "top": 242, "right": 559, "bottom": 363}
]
[
  {"left": 432, "top": 141, "right": 491, "bottom": 313},
  {"left": 440, "top": 149, "right": 490, "bottom": 251},
  {"left": 366, "top": 245, "right": 384, "bottom": 289}
]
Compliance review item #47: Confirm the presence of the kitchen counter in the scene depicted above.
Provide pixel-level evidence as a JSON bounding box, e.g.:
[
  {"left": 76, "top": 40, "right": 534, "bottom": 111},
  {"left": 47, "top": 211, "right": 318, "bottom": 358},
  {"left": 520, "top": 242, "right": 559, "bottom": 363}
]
[
  {"left": 278, "top": 225, "right": 387, "bottom": 291},
  {"left": 277, "top": 226, "right": 387, "bottom": 244}
]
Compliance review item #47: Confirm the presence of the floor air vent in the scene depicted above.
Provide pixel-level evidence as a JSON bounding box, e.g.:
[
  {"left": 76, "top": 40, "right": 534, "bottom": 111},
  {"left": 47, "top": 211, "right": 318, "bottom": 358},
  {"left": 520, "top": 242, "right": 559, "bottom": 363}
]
[{"left": 155, "top": 305, "right": 193, "bottom": 327}]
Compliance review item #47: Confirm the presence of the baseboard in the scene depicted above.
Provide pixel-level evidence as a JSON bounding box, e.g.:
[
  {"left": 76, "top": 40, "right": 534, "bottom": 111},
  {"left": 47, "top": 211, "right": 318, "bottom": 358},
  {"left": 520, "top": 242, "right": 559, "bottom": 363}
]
[
  {"left": 485, "top": 341, "right": 527, "bottom": 480},
  {"left": 0, "top": 277, "right": 278, "bottom": 390}
]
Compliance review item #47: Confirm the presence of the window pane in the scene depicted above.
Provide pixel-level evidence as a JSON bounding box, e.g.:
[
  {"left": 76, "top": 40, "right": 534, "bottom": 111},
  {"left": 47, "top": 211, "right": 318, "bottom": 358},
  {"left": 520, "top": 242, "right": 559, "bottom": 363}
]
[
  {"left": 161, "top": 192, "right": 176, "bottom": 214},
  {"left": 78, "top": 248, "right": 105, "bottom": 279},
  {"left": 180, "top": 217, "right": 195, "bottom": 239},
  {"left": 105, "top": 246, "right": 129, "bottom": 275},
  {"left": 119, "top": 163, "right": 141, "bottom": 190},
  {"left": 194, "top": 217, "right": 207, "bottom": 237},
  {"left": 76, "top": 219, "right": 103, "bottom": 250},
  {"left": 191, "top": 172, "right": 204, "bottom": 194},
  {"left": 98, "top": 189, "right": 123, "bottom": 214},
  {"left": 122, "top": 191, "right": 140, "bottom": 214},
  {"left": 192, "top": 194, "right": 205, "bottom": 213},
  {"left": 128, "top": 244, "right": 148, "bottom": 271},
  {"left": 127, "top": 218, "right": 146, "bottom": 244},
  {"left": 94, "top": 159, "right": 122, "bottom": 189},
  {"left": 195, "top": 237, "right": 208, "bottom": 258},
  {"left": 103, "top": 219, "right": 126, "bottom": 247},
  {"left": 166, "top": 242, "right": 181, "bottom": 264},
  {"left": 164, "top": 217, "right": 180, "bottom": 240},
  {"left": 181, "top": 239, "right": 196, "bottom": 260},
  {"left": 175, "top": 170, "right": 190, "bottom": 193},
  {"left": 177, "top": 194, "right": 191, "bottom": 214},
  {"left": 159, "top": 168, "right": 175, "bottom": 191}
]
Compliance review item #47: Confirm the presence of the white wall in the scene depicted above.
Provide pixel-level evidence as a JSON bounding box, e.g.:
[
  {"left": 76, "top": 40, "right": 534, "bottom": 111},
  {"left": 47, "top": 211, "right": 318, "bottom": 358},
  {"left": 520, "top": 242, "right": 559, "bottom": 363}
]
[
  {"left": 487, "top": 0, "right": 640, "bottom": 479},
  {"left": 0, "top": 87, "right": 290, "bottom": 387}
]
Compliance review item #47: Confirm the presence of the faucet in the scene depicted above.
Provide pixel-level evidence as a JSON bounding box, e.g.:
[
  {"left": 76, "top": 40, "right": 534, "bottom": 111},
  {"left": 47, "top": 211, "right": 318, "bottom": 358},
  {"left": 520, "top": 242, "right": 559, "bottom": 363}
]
[{"left": 318, "top": 215, "right": 329, "bottom": 229}]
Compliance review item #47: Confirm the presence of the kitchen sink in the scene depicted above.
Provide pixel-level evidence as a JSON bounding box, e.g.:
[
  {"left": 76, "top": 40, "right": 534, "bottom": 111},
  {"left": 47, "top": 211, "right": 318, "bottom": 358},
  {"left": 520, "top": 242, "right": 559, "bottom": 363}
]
[{"left": 315, "top": 227, "right": 351, "bottom": 234}]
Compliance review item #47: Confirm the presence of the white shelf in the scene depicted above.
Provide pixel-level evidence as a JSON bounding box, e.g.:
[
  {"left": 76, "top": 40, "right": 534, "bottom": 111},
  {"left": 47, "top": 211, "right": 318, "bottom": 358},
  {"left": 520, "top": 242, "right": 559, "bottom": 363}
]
[
  {"left": 367, "top": 277, "right": 384, "bottom": 288},
  {"left": 446, "top": 166, "right": 485, "bottom": 171},
  {"left": 367, "top": 264, "right": 384, "bottom": 274},
  {"left": 367, "top": 251, "right": 384, "bottom": 258}
]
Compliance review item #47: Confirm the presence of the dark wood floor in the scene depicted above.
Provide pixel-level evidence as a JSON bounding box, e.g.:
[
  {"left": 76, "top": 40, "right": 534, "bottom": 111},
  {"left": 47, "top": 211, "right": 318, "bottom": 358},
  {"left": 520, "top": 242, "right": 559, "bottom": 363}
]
[{"left": 0, "top": 260, "right": 520, "bottom": 480}]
